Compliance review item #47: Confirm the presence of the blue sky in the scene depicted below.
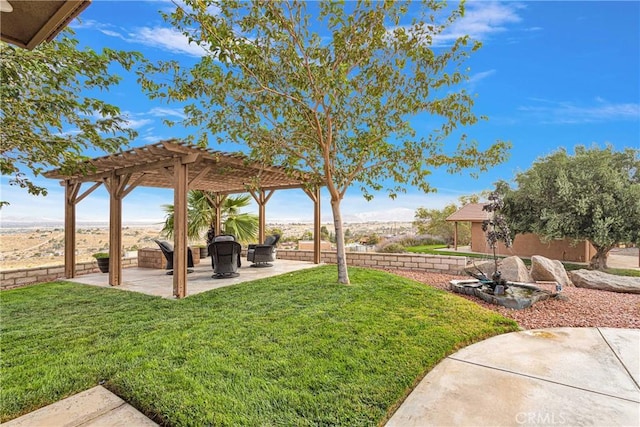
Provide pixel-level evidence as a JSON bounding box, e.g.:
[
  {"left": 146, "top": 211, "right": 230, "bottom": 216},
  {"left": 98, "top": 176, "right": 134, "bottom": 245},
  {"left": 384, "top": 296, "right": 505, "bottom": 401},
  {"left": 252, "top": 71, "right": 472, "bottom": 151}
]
[{"left": 1, "top": 0, "right": 639, "bottom": 225}]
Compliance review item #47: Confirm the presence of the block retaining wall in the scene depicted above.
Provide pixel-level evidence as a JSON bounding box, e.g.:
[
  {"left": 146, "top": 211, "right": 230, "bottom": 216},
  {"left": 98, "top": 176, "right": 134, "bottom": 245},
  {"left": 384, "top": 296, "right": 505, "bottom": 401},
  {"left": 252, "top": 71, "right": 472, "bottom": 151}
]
[
  {"left": 0, "top": 257, "right": 137, "bottom": 290},
  {"left": 1, "top": 250, "right": 465, "bottom": 290},
  {"left": 277, "top": 249, "right": 467, "bottom": 274}
]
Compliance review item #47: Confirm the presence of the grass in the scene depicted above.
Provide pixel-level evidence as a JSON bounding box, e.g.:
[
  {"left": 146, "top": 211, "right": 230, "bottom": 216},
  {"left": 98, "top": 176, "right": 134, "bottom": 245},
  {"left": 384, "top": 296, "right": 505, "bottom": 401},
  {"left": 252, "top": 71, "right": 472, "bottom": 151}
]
[
  {"left": 406, "top": 245, "right": 639, "bottom": 277},
  {"left": 0, "top": 266, "right": 517, "bottom": 426}
]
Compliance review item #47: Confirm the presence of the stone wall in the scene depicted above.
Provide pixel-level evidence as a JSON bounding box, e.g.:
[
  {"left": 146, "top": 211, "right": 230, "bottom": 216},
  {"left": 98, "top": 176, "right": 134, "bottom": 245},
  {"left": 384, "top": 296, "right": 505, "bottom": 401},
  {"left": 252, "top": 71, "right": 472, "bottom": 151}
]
[
  {"left": 277, "top": 249, "right": 466, "bottom": 274},
  {"left": 138, "top": 247, "right": 201, "bottom": 269},
  {"left": 0, "top": 257, "right": 137, "bottom": 290},
  {"left": 1, "top": 250, "right": 465, "bottom": 290}
]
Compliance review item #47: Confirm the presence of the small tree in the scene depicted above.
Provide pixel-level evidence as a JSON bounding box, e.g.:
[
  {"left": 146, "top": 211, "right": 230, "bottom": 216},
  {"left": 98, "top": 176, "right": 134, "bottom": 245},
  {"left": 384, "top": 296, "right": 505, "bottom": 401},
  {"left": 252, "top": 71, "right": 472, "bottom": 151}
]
[
  {"left": 414, "top": 195, "right": 482, "bottom": 246},
  {"left": 0, "top": 31, "right": 141, "bottom": 206},
  {"left": 498, "top": 145, "right": 640, "bottom": 270},
  {"left": 139, "top": 1, "right": 509, "bottom": 283},
  {"left": 481, "top": 192, "right": 512, "bottom": 279}
]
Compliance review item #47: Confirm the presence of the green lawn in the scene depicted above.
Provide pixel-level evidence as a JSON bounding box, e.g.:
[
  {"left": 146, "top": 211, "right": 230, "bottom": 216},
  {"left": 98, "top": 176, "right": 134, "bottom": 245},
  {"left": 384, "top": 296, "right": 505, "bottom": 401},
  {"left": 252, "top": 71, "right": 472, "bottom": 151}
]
[{"left": 1, "top": 266, "right": 517, "bottom": 426}]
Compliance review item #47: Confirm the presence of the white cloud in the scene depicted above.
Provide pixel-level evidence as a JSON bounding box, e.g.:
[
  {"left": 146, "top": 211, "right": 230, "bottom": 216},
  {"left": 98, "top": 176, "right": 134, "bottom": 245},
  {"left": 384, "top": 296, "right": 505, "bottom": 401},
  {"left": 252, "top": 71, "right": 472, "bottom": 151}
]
[
  {"left": 129, "top": 27, "right": 208, "bottom": 57},
  {"left": 124, "top": 117, "right": 154, "bottom": 129},
  {"left": 518, "top": 97, "right": 640, "bottom": 124},
  {"left": 467, "top": 69, "right": 496, "bottom": 88},
  {"left": 433, "top": 2, "right": 524, "bottom": 46},
  {"left": 149, "top": 107, "right": 186, "bottom": 119}
]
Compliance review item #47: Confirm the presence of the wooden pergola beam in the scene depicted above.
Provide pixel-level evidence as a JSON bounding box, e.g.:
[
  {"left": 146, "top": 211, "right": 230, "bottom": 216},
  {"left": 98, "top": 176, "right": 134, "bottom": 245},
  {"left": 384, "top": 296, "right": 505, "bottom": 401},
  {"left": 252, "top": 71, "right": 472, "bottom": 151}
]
[
  {"left": 173, "top": 157, "right": 189, "bottom": 298},
  {"left": 63, "top": 181, "right": 103, "bottom": 278},
  {"left": 249, "top": 189, "right": 275, "bottom": 244},
  {"left": 108, "top": 173, "right": 123, "bottom": 286}
]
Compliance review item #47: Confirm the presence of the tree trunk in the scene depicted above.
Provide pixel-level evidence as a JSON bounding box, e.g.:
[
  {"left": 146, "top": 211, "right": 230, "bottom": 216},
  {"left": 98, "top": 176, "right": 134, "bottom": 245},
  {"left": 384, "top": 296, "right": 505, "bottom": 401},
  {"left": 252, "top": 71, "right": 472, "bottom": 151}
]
[
  {"left": 330, "top": 197, "right": 350, "bottom": 284},
  {"left": 590, "top": 246, "right": 610, "bottom": 270}
]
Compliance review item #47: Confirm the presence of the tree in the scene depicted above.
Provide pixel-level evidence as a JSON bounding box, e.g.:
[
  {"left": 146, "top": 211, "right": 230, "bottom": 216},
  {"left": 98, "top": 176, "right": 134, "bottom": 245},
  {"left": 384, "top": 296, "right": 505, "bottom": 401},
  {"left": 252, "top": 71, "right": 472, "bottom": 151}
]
[
  {"left": 414, "top": 204, "right": 464, "bottom": 245},
  {"left": 161, "top": 191, "right": 258, "bottom": 243},
  {"left": 481, "top": 192, "right": 511, "bottom": 279},
  {"left": 497, "top": 145, "right": 640, "bottom": 270},
  {"left": 0, "top": 31, "right": 141, "bottom": 206},
  {"left": 413, "top": 194, "right": 481, "bottom": 245},
  {"left": 139, "top": 1, "right": 510, "bottom": 283}
]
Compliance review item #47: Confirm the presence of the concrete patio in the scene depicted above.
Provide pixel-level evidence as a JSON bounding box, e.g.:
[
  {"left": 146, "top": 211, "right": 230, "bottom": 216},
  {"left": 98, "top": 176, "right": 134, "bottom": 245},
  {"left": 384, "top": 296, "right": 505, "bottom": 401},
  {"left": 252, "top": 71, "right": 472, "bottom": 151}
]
[{"left": 66, "top": 258, "right": 318, "bottom": 298}]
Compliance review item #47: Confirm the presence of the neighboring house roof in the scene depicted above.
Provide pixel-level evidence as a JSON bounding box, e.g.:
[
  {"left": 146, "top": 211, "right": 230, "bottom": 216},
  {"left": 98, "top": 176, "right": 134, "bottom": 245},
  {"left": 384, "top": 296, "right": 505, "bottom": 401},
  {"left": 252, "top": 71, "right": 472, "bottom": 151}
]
[
  {"left": 0, "top": 0, "right": 90, "bottom": 50},
  {"left": 446, "top": 203, "right": 491, "bottom": 222}
]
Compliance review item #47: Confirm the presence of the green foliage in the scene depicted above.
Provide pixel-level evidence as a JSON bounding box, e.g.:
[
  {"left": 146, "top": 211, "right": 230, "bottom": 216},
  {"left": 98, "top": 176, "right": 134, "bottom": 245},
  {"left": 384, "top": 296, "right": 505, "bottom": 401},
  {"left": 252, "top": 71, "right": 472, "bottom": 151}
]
[
  {"left": 92, "top": 252, "right": 109, "bottom": 259},
  {"left": 366, "top": 233, "right": 381, "bottom": 245},
  {"left": 0, "top": 31, "right": 142, "bottom": 205},
  {"left": 414, "top": 194, "right": 485, "bottom": 245},
  {"left": 161, "top": 191, "right": 258, "bottom": 243},
  {"left": 138, "top": 1, "right": 510, "bottom": 283},
  {"left": 497, "top": 145, "right": 640, "bottom": 270},
  {"left": 378, "top": 242, "right": 406, "bottom": 253},
  {"left": 414, "top": 203, "right": 469, "bottom": 245},
  {"left": 1, "top": 267, "right": 517, "bottom": 424}
]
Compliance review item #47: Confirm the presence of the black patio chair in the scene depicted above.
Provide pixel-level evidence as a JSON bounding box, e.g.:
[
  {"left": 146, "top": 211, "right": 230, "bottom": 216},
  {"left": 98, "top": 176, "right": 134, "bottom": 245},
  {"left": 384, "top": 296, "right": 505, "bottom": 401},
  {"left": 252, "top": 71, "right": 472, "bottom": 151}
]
[
  {"left": 209, "top": 237, "right": 242, "bottom": 279},
  {"left": 247, "top": 234, "right": 280, "bottom": 267},
  {"left": 153, "top": 239, "right": 194, "bottom": 275}
]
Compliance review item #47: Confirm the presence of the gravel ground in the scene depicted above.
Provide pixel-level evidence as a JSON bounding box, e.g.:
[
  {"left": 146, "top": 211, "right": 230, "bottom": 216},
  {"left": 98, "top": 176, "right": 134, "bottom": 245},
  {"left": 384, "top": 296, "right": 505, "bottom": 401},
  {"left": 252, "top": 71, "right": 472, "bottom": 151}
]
[{"left": 386, "top": 269, "right": 640, "bottom": 330}]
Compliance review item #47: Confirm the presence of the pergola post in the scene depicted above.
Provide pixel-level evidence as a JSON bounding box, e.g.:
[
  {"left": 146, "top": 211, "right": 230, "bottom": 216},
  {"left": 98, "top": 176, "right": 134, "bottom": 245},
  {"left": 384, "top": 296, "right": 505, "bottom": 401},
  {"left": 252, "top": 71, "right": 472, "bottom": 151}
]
[
  {"left": 214, "top": 194, "right": 225, "bottom": 236},
  {"left": 64, "top": 181, "right": 79, "bottom": 278},
  {"left": 303, "top": 187, "right": 321, "bottom": 264},
  {"left": 173, "top": 157, "right": 189, "bottom": 298},
  {"left": 107, "top": 173, "right": 123, "bottom": 286},
  {"left": 249, "top": 189, "right": 275, "bottom": 244},
  {"left": 202, "top": 192, "right": 227, "bottom": 236}
]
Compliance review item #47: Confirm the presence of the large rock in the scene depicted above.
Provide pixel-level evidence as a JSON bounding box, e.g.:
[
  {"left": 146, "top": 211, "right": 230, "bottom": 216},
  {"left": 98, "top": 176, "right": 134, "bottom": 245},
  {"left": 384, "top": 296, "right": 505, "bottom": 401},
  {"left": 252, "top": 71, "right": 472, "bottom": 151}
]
[
  {"left": 464, "top": 260, "right": 495, "bottom": 279},
  {"left": 530, "top": 255, "right": 572, "bottom": 287},
  {"left": 464, "top": 256, "right": 531, "bottom": 283},
  {"left": 499, "top": 256, "right": 532, "bottom": 283},
  {"left": 569, "top": 269, "right": 640, "bottom": 294}
]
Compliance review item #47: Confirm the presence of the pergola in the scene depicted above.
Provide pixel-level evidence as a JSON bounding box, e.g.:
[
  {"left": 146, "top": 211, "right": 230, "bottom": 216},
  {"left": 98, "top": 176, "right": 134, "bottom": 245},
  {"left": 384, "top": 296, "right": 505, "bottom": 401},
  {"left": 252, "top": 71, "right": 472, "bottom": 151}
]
[
  {"left": 0, "top": 0, "right": 91, "bottom": 50},
  {"left": 44, "top": 140, "right": 322, "bottom": 298}
]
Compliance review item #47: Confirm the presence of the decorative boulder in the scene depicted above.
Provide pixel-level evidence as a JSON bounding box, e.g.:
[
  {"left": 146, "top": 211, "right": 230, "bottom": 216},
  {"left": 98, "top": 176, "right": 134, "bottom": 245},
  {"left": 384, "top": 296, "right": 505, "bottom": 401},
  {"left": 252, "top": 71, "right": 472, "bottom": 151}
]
[
  {"left": 499, "top": 256, "right": 532, "bottom": 283},
  {"left": 530, "top": 255, "right": 572, "bottom": 287},
  {"left": 464, "top": 260, "right": 495, "bottom": 279},
  {"left": 569, "top": 269, "right": 640, "bottom": 294}
]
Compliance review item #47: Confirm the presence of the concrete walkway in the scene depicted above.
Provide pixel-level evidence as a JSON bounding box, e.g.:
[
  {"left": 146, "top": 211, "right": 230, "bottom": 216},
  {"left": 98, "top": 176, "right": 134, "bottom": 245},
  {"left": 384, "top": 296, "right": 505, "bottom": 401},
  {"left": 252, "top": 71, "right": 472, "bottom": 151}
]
[
  {"left": 386, "top": 327, "right": 640, "bottom": 426},
  {"left": 2, "top": 386, "right": 157, "bottom": 427}
]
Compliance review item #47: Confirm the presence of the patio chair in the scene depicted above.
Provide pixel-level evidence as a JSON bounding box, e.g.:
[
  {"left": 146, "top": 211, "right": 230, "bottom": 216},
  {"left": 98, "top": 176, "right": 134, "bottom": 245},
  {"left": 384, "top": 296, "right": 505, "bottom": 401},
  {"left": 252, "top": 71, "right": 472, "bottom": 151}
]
[
  {"left": 208, "top": 235, "right": 242, "bottom": 268},
  {"left": 247, "top": 234, "right": 280, "bottom": 267},
  {"left": 153, "top": 239, "right": 194, "bottom": 275},
  {"left": 209, "top": 237, "right": 242, "bottom": 279}
]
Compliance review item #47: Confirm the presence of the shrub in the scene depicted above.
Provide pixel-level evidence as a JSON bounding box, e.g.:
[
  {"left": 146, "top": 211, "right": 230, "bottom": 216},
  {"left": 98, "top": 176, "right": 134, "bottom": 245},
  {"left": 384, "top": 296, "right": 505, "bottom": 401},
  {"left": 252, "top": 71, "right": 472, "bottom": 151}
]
[
  {"left": 92, "top": 252, "right": 109, "bottom": 259},
  {"left": 377, "top": 242, "right": 406, "bottom": 253}
]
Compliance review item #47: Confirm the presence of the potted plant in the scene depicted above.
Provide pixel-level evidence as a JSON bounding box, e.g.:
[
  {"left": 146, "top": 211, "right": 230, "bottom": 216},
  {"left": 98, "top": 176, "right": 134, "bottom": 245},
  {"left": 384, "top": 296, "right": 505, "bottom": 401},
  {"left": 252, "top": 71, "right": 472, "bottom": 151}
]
[{"left": 93, "top": 252, "right": 109, "bottom": 273}]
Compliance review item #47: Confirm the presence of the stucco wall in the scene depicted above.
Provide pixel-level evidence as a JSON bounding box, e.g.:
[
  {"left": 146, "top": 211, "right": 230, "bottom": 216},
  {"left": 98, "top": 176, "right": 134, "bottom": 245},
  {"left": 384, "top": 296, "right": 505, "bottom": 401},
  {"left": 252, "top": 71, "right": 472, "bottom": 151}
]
[{"left": 470, "top": 223, "right": 595, "bottom": 262}]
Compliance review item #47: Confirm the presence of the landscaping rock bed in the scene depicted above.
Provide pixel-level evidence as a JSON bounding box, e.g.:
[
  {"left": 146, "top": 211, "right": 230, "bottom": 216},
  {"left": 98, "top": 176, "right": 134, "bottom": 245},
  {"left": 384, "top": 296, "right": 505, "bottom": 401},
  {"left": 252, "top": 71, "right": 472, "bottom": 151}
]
[{"left": 386, "top": 269, "right": 640, "bottom": 329}]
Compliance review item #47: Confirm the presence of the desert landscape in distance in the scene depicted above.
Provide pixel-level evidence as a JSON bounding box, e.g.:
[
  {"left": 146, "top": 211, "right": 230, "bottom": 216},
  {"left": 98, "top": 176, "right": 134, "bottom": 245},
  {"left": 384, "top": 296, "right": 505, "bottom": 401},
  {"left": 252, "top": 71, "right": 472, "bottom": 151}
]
[
  {"left": 0, "top": 225, "right": 165, "bottom": 270},
  {"left": 0, "top": 221, "right": 413, "bottom": 270}
]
